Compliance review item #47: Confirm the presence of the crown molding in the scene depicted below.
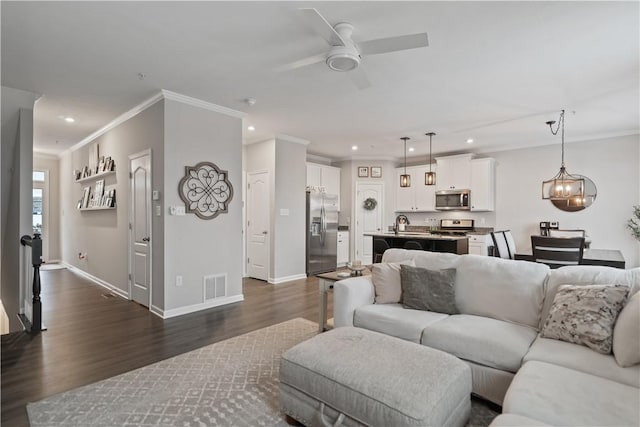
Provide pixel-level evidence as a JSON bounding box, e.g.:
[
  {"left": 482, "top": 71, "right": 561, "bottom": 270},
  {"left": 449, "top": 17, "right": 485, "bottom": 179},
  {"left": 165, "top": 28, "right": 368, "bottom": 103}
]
[
  {"left": 33, "top": 150, "right": 60, "bottom": 160},
  {"left": 161, "top": 90, "right": 246, "bottom": 119},
  {"left": 62, "top": 91, "right": 164, "bottom": 156},
  {"left": 275, "top": 133, "right": 310, "bottom": 146}
]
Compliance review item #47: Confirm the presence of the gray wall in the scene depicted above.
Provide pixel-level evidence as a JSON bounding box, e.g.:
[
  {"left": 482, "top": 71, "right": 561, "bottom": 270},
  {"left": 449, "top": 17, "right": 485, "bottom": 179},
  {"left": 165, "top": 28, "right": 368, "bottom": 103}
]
[
  {"left": 33, "top": 154, "right": 61, "bottom": 261},
  {"left": 273, "top": 138, "right": 306, "bottom": 280},
  {"left": 1, "top": 86, "right": 38, "bottom": 332},
  {"left": 163, "top": 99, "right": 243, "bottom": 310},
  {"left": 60, "top": 101, "right": 165, "bottom": 303}
]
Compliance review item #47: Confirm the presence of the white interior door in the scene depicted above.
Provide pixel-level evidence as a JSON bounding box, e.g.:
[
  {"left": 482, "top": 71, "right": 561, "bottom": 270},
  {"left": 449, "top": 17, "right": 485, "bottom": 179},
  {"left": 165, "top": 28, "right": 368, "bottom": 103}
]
[
  {"left": 129, "top": 151, "right": 151, "bottom": 307},
  {"left": 355, "top": 183, "right": 384, "bottom": 265},
  {"left": 32, "top": 170, "right": 49, "bottom": 261},
  {"left": 247, "top": 171, "right": 270, "bottom": 281}
]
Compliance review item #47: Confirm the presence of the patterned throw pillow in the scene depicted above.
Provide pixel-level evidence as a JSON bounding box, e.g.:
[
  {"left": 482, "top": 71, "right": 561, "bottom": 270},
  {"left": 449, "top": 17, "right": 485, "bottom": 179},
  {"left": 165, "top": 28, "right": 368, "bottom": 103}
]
[
  {"left": 400, "top": 265, "right": 459, "bottom": 314},
  {"left": 541, "top": 284, "right": 629, "bottom": 354}
]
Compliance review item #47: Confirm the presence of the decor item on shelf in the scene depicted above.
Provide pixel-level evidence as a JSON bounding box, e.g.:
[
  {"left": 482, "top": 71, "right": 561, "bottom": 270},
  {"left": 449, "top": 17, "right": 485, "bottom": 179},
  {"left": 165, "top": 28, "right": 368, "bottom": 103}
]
[
  {"left": 370, "top": 166, "right": 382, "bottom": 178},
  {"left": 178, "top": 161, "right": 233, "bottom": 220},
  {"left": 425, "top": 132, "right": 436, "bottom": 186},
  {"left": 542, "top": 110, "right": 597, "bottom": 211},
  {"left": 358, "top": 166, "right": 369, "bottom": 178},
  {"left": 400, "top": 136, "right": 411, "bottom": 187},
  {"left": 627, "top": 205, "right": 640, "bottom": 241},
  {"left": 363, "top": 197, "right": 377, "bottom": 211}
]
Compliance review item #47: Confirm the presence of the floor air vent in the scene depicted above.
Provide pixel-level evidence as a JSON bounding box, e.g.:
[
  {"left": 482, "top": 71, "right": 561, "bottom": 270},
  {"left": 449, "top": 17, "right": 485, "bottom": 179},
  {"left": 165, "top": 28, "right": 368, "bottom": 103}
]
[{"left": 203, "top": 274, "right": 226, "bottom": 301}]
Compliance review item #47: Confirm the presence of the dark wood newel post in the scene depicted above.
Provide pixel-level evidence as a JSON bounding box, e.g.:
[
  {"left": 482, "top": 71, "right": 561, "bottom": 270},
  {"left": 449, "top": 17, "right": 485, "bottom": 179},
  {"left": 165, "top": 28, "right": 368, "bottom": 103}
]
[{"left": 20, "top": 233, "right": 43, "bottom": 333}]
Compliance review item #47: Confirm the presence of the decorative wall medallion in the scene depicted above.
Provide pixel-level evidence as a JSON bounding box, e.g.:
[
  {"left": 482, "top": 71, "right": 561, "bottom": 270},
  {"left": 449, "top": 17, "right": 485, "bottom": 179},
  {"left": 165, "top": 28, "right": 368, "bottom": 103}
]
[{"left": 178, "top": 162, "right": 233, "bottom": 220}]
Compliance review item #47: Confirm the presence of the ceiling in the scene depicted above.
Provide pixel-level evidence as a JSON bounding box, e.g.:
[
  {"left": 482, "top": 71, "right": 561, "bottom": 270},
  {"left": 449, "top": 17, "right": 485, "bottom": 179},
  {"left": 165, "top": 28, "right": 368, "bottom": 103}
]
[{"left": 2, "top": 1, "right": 639, "bottom": 161}]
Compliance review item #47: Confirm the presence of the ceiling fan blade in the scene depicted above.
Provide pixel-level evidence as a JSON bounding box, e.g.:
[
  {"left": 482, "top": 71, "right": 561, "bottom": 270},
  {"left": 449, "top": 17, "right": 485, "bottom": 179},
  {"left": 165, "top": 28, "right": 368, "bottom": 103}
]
[
  {"left": 274, "top": 53, "right": 326, "bottom": 72},
  {"left": 348, "top": 66, "right": 372, "bottom": 90},
  {"left": 358, "top": 33, "right": 429, "bottom": 56},
  {"left": 299, "top": 8, "right": 346, "bottom": 47}
]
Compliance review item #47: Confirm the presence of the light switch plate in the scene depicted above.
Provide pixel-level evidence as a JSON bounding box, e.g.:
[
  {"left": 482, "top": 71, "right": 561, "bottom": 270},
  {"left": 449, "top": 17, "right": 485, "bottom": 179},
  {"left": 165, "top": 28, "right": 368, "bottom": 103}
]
[
  {"left": 155, "top": 205, "right": 161, "bottom": 216},
  {"left": 152, "top": 190, "right": 161, "bottom": 201},
  {"left": 280, "top": 208, "right": 290, "bottom": 216}
]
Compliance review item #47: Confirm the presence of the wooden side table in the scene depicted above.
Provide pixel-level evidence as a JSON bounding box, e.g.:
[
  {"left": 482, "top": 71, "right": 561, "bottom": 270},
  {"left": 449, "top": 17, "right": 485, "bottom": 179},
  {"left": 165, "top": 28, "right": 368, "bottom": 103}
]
[{"left": 316, "top": 268, "right": 371, "bottom": 332}]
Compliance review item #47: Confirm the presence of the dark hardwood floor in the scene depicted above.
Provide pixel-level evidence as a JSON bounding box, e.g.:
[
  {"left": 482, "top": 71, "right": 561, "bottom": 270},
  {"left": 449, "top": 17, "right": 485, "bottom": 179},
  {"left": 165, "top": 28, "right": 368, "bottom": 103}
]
[{"left": 1, "top": 267, "right": 330, "bottom": 427}]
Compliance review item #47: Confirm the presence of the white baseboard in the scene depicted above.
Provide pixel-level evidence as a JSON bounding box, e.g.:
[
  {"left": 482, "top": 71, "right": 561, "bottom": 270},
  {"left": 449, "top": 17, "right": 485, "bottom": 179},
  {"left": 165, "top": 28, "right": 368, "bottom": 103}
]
[
  {"left": 45, "top": 259, "right": 62, "bottom": 264},
  {"left": 62, "top": 262, "right": 129, "bottom": 299},
  {"left": 149, "top": 304, "right": 164, "bottom": 319},
  {"left": 158, "top": 294, "right": 244, "bottom": 319},
  {"left": 268, "top": 273, "right": 307, "bottom": 284}
]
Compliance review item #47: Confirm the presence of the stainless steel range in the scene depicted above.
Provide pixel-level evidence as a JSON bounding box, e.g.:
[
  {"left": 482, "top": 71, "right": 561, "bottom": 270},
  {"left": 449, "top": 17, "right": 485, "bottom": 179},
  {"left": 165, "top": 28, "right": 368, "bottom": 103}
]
[{"left": 435, "top": 219, "right": 475, "bottom": 236}]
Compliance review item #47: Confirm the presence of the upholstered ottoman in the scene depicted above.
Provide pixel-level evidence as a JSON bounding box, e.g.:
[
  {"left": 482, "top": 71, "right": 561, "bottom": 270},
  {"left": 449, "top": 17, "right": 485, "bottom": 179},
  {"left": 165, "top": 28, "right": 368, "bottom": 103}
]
[{"left": 280, "top": 327, "right": 471, "bottom": 427}]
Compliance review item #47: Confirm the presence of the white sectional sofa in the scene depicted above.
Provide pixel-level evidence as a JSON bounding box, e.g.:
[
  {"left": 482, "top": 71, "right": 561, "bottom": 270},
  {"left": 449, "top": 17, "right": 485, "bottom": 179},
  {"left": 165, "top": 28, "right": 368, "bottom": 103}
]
[{"left": 333, "top": 249, "right": 640, "bottom": 426}]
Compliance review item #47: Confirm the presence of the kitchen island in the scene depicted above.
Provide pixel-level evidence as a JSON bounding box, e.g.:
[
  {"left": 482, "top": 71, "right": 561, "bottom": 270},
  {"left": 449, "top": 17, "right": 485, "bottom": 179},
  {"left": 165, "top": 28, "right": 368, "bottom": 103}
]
[{"left": 365, "top": 232, "right": 469, "bottom": 262}]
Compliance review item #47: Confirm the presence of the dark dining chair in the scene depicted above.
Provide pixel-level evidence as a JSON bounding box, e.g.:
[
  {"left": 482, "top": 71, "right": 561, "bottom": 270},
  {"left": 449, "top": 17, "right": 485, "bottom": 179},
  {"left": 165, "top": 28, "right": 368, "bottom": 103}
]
[
  {"left": 373, "top": 239, "right": 391, "bottom": 263},
  {"left": 403, "top": 241, "right": 423, "bottom": 250},
  {"left": 531, "top": 235, "right": 585, "bottom": 269},
  {"left": 491, "top": 231, "right": 511, "bottom": 259}
]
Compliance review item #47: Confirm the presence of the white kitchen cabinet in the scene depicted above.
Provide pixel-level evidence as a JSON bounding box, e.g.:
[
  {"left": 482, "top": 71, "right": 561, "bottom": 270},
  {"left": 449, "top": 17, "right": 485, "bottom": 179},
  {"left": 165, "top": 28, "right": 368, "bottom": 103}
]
[
  {"left": 337, "top": 231, "right": 349, "bottom": 266},
  {"left": 306, "top": 162, "right": 341, "bottom": 203},
  {"left": 468, "top": 233, "right": 493, "bottom": 256},
  {"left": 435, "top": 154, "right": 474, "bottom": 191},
  {"left": 306, "top": 163, "right": 322, "bottom": 188},
  {"left": 470, "top": 158, "right": 496, "bottom": 211},
  {"left": 395, "top": 166, "right": 436, "bottom": 212}
]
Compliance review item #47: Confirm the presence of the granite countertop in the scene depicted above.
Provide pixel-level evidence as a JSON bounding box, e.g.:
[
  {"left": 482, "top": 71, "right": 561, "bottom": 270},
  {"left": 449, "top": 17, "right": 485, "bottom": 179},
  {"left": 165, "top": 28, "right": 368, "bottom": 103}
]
[{"left": 364, "top": 232, "right": 468, "bottom": 241}]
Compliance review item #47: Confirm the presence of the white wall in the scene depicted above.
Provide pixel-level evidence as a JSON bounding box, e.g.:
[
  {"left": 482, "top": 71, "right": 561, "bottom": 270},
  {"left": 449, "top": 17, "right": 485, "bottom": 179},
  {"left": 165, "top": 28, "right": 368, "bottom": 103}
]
[
  {"left": 33, "top": 154, "right": 60, "bottom": 261},
  {"left": 163, "top": 99, "right": 243, "bottom": 311},
  {"left": 491, "top": 134, "right": 639, "bottom": 268},
  {"left": 60, "top": 101, "right": 165, "bottom": 303},
  {"left": 1, "top": 86, "right": 38, "bottom": 332},
  {"left": 396, "top": 134, "right": 640, "bottom": 268}
]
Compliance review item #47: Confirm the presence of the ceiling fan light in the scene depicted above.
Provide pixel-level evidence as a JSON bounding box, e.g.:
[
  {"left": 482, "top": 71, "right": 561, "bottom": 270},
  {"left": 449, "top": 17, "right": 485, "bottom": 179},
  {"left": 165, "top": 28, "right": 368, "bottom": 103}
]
[{"left": 326, "top": 52, "right": 359, "bottom": 72}]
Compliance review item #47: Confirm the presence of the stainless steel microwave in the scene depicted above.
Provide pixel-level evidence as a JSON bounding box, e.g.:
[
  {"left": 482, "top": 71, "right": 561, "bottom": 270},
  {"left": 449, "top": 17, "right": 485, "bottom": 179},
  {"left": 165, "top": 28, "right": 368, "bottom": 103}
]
[{"left": 435, "top": 190, "right": 471, "bottom": 211}]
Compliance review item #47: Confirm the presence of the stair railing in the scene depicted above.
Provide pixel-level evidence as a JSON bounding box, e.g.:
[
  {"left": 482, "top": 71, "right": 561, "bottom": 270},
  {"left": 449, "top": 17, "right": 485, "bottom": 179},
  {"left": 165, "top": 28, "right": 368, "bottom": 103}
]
[{"left": 20, "top": 233, "right": 43, "bottom": 333}]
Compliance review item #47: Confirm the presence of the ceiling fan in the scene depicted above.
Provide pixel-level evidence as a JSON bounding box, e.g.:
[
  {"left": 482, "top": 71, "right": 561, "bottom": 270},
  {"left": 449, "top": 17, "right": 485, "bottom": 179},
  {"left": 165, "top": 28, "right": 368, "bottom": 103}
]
[{"left": 278, "top": 8, "right": 429, "bottom": 89}]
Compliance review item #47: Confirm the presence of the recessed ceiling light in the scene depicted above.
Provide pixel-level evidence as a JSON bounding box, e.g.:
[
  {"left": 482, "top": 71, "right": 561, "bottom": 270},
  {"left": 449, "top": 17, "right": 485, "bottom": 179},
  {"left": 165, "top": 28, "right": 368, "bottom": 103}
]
[
  {"left": 466, "top": 138, "right": 474, "bottom": 144},
  {"left": 351, "top": 145, "right": 358, "bottom": 151},
  {"left": 409, "top": 147, "right": 415, "bottom": 152},
  {"left": 247, "top": 125, "right": 255, "bottom": 131},
  {"left": 64, "top": 117, "right": 75, "bottom": 123}
]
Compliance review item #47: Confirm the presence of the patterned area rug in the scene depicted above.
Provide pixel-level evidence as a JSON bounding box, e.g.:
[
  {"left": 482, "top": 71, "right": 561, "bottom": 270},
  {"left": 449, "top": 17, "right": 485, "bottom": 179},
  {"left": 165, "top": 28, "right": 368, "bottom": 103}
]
[{"left": 27, "top": 318, "right": 499, "bottom": 426}]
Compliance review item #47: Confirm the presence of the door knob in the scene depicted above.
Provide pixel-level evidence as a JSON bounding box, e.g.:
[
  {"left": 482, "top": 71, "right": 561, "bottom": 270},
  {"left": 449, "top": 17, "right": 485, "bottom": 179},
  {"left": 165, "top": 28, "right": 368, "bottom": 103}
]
[
  {"left": 262, "top": 231, "right": 268, "bottom": 235},
  {"left": 142, "top": 237, "right": 150, "bottom": 242}
]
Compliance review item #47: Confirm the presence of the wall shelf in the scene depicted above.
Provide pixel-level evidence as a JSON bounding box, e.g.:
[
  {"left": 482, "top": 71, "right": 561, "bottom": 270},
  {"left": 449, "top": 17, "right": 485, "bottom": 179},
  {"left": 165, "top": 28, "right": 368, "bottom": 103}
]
[
  {"left": 79, "top": 206, "right": 117, "bottom": 211},
  {"left": 75, "top": 169, "right": 115, "bottom": 184}
]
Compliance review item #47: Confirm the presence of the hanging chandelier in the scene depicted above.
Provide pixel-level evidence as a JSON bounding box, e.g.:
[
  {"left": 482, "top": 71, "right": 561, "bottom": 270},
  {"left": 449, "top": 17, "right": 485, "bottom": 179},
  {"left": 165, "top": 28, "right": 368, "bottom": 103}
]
[
  {"left": 541, "top": 110, "right": 589, "bottom": 207},
  {"left": 425, "top": 132, "right": 436, "bottom": 186},
  {"left": 400, "top": 137, "right": 411, "bottom": 187}
]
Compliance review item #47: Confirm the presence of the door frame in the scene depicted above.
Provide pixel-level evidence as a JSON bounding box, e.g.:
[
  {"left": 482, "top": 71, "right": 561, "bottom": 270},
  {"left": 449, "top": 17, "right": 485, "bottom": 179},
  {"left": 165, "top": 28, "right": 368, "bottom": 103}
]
[
  {"left": 353, "top": 181, "right": 385, "bottom": 263},
  {"left": 128, "top": 149, "right": 152, "bottom": 307},
  {"left": 32, "top": 169, "right": 49, "bottom": 262},
  {"left": 246, "top": 169, "right": 271, "bottom": 281}
]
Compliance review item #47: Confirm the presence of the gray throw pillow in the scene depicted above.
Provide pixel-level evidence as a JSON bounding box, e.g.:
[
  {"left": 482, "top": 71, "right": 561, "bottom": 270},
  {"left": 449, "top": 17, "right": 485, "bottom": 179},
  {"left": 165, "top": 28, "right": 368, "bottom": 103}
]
[
  {"left": 400, "top": 265, "right": 458, "bottom": 314},
  {"left": 541, "top": 284, "right": 629, "bottom": 354}
]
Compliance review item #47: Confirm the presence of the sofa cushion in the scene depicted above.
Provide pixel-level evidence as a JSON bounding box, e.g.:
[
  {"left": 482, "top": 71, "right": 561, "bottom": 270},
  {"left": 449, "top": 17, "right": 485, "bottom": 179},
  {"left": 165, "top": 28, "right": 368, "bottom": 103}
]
[
  {"left": 400, "top": 265, "right": 459, "bottom": 314},
  {"left": 541, "top": 266, "right": 640, "bottom": 329},
  {"left": 382, "top": 248, "right": 460, "bottom": 270},
  {"left": 353, "top": 304, "right": 448, "bottom": 343},
  {"left": 503, "top": 361, "right": 640, "bottom": 426},
  {"left": 372, "top": 260, "right": 415, "bottom": 304},
  {"left": 421, "top": 314, "right": 538, "bottom": 372},
  {"left": 454, "top": 255, "right": 549, "bottom": 329},
  {"left": 540, "top": 284, "right": 628, "bottom": 354},
  {"left": 613, "top": 290, "right": 640, "bottom": 367},
  {"left": 523, "top": 336, "right": 640, "bottom": 388}
]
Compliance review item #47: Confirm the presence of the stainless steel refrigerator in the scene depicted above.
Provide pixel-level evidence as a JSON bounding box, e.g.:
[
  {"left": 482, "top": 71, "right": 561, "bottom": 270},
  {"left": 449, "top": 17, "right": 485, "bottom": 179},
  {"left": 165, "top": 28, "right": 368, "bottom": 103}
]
[{"left": 306, "top": 191, "right": 339, "bottom": 275}]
